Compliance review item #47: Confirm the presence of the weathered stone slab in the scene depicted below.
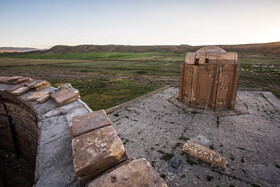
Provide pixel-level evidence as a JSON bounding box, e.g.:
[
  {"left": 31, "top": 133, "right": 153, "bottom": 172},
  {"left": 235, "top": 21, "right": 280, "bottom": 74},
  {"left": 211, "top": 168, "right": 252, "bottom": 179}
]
[
  {"left": 71, "top": 110, "right": 112, "bottom": 138},
  {"left": 26, "top": 80, "right": 46, "bottom": 88},
  {"left": 27, "top": 90, "right": 50, "bottom": 101},
  {"left": 7, "top": 76, "right": 22, "bottom": 83},
  {"left": 58, "top": 83, "right": 72, "bottom": 90},
  {"left": 16, "top": 77, "right": 32, "bottom": 84},
  {"left": 86, "top": 158, "right": 168, "bottom": 187},
  {"left": 57, "top": 83, "right": 80, "bottom": 97},
  {"left": 37, "top": 94, "right": 50, "bottom": 104},
  {"left": 4, "top": 84, "right": 25, "bottom": 93},
  {"left": 78, "top": 153, "right": 129, "bottom": 186},
  {"left": 50, "top": 89, "right": 69, "bottom": 98},
  {"left": 10, "top": 86, "right": 30, "bottom": 96},
  {"left": 0, "top": 76, "right": 22, "bottom": 84},
  {"left": 51, "top": 89, "right": 79, "bottom": 106},
  {"left": 182, "top": 141, "right": 227, "bottom": 168},
  {"left": 35, "top": 82, "right": 51, "bottom": 91},
  {"left": 0, "top": 76, "right": 10, "bottom": 83},
  {"left": 72, "top": 126, "right": 125, "bottom": 178}
]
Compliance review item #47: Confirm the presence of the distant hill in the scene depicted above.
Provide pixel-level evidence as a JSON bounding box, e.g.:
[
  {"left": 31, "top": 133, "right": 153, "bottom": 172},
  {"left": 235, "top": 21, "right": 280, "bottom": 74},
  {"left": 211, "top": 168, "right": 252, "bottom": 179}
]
[
  {"left": 41, "top": 42, "right": 280, "bottom": 55},
  {"left": 0, "top": 47, "right": 39, "bottom": 53},
  {"left": 2, "top": 42, "right": 280, "bottom": 55}
]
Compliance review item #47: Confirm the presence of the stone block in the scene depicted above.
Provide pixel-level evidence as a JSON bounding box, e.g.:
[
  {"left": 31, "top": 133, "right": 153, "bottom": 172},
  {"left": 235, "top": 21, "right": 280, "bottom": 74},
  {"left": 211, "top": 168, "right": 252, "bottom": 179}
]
[
  {"left": 10, "top": 86, "right": 30, "bottom": 96},
  {"left": 35, "top": 82, "right": 51, "bottom": 91},
  {"left": 37, "top": 94, "right": 50, "bottom": 104},
  {"left": 16, "top": 77, "right": 32, "bottom": 84},
  {"left": 182, "top": 141, "right": 227, "bottom": 168},
  {"left": 51, "top": 89, "right": 79, "bottom": 106},
  {"left": 78, "top": 154, "right": 129, "bottom": 186},
  {"left": 71, "top": 110, "right": 112, "bottom": 138},
  {"left": 72, "top": 126, "right": 125, "bottom": 178},
  {"left": 5, "top": 84, "right": 25, "bottom": 93},
  {"left": 26, "top": 80, "right": 47, "bottom": 88},
  {"left": 0, "top": 76, "right": 10, "bottom": 83},
  {"left": 7, "top": 76, "right": 23, "bottom": 83},
  {"left": 86, "top": 158, "right": 168, "bottom": 187},
  {"left": 50, "top": 89, "right": 69, "bottom": 98},
  {"left": 58, "top": 83, "right": 72, "bottom": 90},
  {"left": 27, "top": 90, "right": 51, "bottom": 101}
]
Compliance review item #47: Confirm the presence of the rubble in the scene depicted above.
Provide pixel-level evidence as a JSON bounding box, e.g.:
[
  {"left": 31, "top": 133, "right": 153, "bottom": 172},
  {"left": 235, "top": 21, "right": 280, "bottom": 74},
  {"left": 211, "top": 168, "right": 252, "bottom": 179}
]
[{"left": 182, "top": 141, "right": 227, "bottom": 169}]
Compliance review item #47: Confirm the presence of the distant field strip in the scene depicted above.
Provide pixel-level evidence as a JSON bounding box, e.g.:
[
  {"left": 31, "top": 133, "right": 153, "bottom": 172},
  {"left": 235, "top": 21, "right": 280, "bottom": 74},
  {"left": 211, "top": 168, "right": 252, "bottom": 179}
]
[
  {"left": 0, "top": 52, "right": 185, "bottom": 62},
  {"left": 0, "top": 58, "right": 93, "bottom": 66}
]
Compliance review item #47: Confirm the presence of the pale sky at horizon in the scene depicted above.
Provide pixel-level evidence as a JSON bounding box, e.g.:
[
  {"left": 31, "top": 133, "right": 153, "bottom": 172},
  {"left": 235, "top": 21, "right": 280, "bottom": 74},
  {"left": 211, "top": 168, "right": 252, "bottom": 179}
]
[{"left": 0, "top": 0, "right": 279, "bottom": 49}]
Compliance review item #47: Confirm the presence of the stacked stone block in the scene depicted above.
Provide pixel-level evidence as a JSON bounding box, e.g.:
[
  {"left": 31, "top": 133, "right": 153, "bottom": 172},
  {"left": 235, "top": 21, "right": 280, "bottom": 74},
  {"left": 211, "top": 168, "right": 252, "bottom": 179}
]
[
  {"left": 71, "top": 109, "right": 167, "bottom": 186},
  {"left": 70, "top": 110, "right": 126, "bottom": 185}
]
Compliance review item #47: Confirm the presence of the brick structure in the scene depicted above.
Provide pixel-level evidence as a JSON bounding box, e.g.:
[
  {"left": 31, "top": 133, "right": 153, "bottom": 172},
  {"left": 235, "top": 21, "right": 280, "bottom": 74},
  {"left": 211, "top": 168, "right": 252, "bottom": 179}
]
[
  {"left": 0, "top": 76, "right": 167, "bottom": 187},
  {"left": 179, "top": 46, "right": 240, "bottom": 111}
]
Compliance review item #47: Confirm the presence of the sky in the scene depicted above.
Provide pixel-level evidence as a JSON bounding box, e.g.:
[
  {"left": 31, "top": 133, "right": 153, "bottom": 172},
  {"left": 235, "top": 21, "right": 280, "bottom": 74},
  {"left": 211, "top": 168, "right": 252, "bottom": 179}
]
[{"left": 0, "top": 0, "right": 279, "bottom": 49}]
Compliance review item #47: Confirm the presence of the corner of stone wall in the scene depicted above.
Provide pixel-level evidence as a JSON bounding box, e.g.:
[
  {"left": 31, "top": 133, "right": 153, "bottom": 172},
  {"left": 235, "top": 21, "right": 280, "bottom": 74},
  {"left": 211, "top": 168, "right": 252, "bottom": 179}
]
[{"left": 0, "top": 76, "right": 167, "bottom": 187}]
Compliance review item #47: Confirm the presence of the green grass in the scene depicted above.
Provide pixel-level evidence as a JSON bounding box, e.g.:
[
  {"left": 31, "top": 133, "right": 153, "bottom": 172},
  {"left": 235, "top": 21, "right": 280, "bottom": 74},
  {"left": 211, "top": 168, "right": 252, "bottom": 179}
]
[
  {"left": 0, "top": 58, "right": 93, "bottom": 66},
  {"left": 239, "top": 64, "right": 280, "bottom": 98},
  {"left": 157, "top": 150, "right": 174, "bottom": 162},
  {"left": 0, "top": 51, "right": 185, "bottom": 62},
  {"left": 0, "top": 59, "right": 181, "bottom": 78},
  {"left": 238, "top": 52, "right": 280, "bottom": 64},
  {"left": 54, "top": 60, "right": 181, "bottom": 77},
  {"left": 50, "top": 78, "right": 162, "bottom": 111}
]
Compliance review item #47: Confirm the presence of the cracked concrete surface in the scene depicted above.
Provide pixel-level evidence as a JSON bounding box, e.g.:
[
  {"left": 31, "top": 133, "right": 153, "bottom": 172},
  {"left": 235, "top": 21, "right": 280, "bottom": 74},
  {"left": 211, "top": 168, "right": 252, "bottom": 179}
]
[{"left": 109, "top": 87, "right": 280, "bottom": 187}]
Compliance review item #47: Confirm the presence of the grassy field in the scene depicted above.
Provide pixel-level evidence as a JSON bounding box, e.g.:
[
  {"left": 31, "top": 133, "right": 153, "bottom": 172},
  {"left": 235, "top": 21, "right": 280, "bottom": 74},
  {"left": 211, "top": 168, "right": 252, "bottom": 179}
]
[
  {"left": 0, "top": 58, "right": 93, "bottom": 66},
  {"left": 1, "top": 51, "right": 280, "bottom": 64},
  {"left": 0, "top": 52, "right": 186, "bottom": 62},
  {"left": 51, "top": 78, "right": 162, "bottom": 111},
  {"left": 0, "top": 51, "right": 279, "bottom": 110}
]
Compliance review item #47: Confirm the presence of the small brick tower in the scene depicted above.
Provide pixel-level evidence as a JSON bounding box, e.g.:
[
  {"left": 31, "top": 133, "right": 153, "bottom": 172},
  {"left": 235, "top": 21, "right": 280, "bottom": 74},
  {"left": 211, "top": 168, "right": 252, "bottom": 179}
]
[{"left": 179, "top": 46, "right": 240, "bottom": 111}]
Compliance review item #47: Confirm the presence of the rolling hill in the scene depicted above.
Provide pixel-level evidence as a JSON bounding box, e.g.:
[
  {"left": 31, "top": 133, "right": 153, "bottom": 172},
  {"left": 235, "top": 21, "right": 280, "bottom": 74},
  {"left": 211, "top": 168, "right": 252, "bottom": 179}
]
[{"left": 42, "top": 41, "right": 280, "bottom": 55}]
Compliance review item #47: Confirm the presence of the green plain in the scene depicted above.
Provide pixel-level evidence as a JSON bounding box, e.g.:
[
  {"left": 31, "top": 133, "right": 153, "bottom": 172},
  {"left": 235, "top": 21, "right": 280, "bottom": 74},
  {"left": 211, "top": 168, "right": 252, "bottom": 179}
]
[{"left": 0, "top": 51, "right": 279, "bottom": 110}]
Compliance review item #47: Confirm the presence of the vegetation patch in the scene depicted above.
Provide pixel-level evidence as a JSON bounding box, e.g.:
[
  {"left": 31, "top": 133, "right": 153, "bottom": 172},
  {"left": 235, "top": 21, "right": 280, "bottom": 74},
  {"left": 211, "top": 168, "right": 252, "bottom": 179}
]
[
  {"left": 160, "top": 174, "right": 166, "bottom": 179},
  {"left": 179, "top": 134, "right": 189, "bottom": 141},
  {"left": 172, "top": 142, "right": 182, "bottom": 150},
  {"left": 186, "top": 156, "right": 198, "bottom": 166},
  {"left": 157, "top": 150, "right": 174, "bottom": 162},
  {"left": 49, "top": 78, "right": 162, "bottom": 110},
  {"left": 206, "top": 175, "right": 214, "bottom": 181}
]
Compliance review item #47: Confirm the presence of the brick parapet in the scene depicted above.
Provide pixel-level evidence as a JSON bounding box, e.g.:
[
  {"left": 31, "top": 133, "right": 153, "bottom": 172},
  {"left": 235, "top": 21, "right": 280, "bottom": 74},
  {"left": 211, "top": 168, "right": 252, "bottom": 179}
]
[{"left": 0, "top": 76, "right": 167, "bottom": 187}]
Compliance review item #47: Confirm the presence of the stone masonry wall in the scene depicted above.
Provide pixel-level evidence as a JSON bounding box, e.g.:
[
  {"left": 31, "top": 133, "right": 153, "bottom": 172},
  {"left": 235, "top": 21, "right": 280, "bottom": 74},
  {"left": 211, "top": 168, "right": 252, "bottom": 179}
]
[{"left": 0, "top": 76, "right": 167, "bottom": 187}]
